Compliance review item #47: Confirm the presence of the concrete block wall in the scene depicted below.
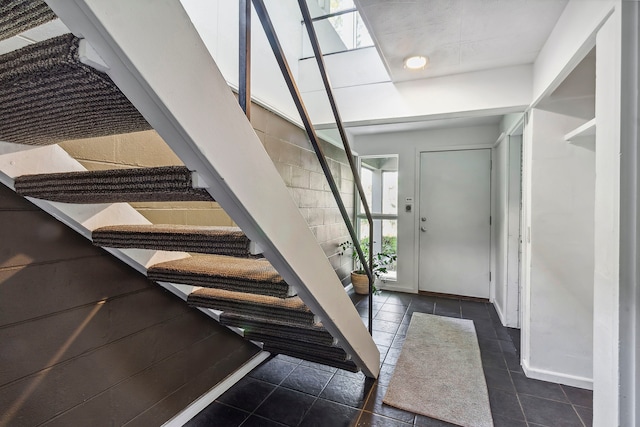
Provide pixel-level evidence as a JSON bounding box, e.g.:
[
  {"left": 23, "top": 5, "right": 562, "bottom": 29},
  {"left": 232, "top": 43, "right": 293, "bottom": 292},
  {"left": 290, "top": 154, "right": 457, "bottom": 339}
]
[{"left": 59, "top": 102, "right": 355, "bottom": 285}]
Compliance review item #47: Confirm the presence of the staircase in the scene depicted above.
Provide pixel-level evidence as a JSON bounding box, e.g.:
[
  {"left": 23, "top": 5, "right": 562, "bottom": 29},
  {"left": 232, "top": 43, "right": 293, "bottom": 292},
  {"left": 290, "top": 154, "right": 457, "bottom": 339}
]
[{"left": 0, "top": 0, "right": 378, "bottom": 393}]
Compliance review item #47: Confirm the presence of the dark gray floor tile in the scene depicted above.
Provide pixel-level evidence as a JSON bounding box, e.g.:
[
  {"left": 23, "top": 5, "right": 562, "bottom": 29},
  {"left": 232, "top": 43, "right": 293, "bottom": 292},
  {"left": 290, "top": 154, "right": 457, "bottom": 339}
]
[
  {"left": 473, "top": 319, "right": 498, "bottom": 339},
  {"left": 385, "top": 293, "right": 414, "bottom": 305},
  {"left": 383, "top": 347, "right": 403, "bottom": 366},
  {"left": 254, "top": 387, "right": 316, "bottom": 427},
  {"left": 186, "top": 402, "right": 248, "bottom": 427},
  {"left": 519, "top": 394, "right": 584, "bottom": 427},
  {"left": 434, "top": 298, "right": 461, "bottom": 317},
  {"left": 300, "top": 359, "right": 338, "bottom": 373},
  {"left": 395, "top": 323, "right": 409, "bottom": 337},
  {"left": 378, "top": 345, "right": 390, "bottom": 364},
  {"left": 511, "top": 372, "right": 567, "bottom": 402},
  {"left": 494, "top": 327, "right": 512, "bottom": 341},
  {"left": 280, "top": 364, "right": 334, "bottom": 396},
  {"left": 408, "top": 300, "right": 435, "bottom": 315},
  {"left": 372, "top": 331, "right": 396, "bottom": 347},
  {"left": 377, "top": 364, "right": 396, "bottom": 386},
  {"left": 478, "top": 338, "right": 502, "bottom": 354},
  {"left": 498, "top": 339, "right": 517, "bottom": 355},
  {"left": 240, "top": 415, "right": 287, "bottom": 427},
  {"left": 364, "top": 384, "right": 415, "bottom": 424},
  {"left": 372, "top": 320, "right": 401, "bottom": 334},
  {"left": 461, "top": 301, "right": 491, "bottom": 320},
  {"left": 488, "top": 388, "right": 525, "bottom": 421},
  {"left": 390, "top": 334, "right": 406, "bottom": 349},
  {"left": 574, "top": 405, "right": 593, "bottom": 426},
  {"left": 375, "top": 310, "right": 406, "bottom": 323},
  {"left": 248, "top": 357, "right": 297, "bottom": 385},
  {"left": 481, "top": 350, "right": 507, "bottom": 370},
  {"left": 414, "top": 415, "right": 460, "bottom": 426},
  {"left": 483, "top": 366, "right": 515, "bottom": 392},
  {"left": 492, "top": 414, "right": 527, "bottom": 427},
  {"left": 299, "top": 398, "right": 360, "bottom": 427},
  {"left": 216, "top": 377, "right": 275, "bottom": 412},
  {"left": 503, "top": 352, "right": 523, "bottom": 373},
  {"left": 507, "top": 328, "right": 521, "bottom": 353},
  {"left": 319, "top": 372, "right": 374, "bottom": 408},
  {"left": 335, "top": 368, "right": 367, "bottom": 381},
  {"left": 379, "top": 304, "right": 408, "bottom": 314},
  {"left": 356, "top": 412, "right": 412, "bottom": 426},
  {"left": 274, "top": 354, "right": 302, "bottom": 365},
  {"left": 562, "top": 385, "right": 593, "bottom": 408}
]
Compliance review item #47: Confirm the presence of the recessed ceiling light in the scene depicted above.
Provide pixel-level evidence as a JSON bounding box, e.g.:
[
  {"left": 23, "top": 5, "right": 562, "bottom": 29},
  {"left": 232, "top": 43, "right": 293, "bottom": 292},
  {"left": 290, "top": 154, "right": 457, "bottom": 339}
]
[{"left": 404, "top": 55, "right": 429, "bottom": 70}]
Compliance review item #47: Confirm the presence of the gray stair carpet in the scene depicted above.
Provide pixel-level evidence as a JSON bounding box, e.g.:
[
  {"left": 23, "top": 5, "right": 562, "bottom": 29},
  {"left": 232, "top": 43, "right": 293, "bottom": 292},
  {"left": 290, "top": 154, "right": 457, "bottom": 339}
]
[
  {"left": 14, "top": 166, "right": 213, "bottom": 203},
  {"left": 149, "top": 255, "right": 294, "bottom": 298},
  {"left": 0, "top": 33, "right": 151, "bottom": 145},
  {"left": 263, "top": 344, "right": 359, "bottom": 372},
  {"left": 93, "top": 224, "right": 253, "bottom": 257},
  {"left": 0, "top": 0, "right": 56, "bottom": 42},
  {"left": 187, "top": 288, "right": 317, "bottom": 325},
  {"left": 220, "top": 312, "right": 337, "bottom": 346},
  {"left": 244, "top": 331, "right": 350, "bottom": 361}
]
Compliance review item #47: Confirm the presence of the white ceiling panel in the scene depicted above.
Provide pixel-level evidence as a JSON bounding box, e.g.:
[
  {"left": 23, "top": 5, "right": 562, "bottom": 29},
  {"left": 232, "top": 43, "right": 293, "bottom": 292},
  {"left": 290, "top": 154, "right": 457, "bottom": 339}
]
[{"left": 355, "top": 0, "right": 568, "bottom": 82}]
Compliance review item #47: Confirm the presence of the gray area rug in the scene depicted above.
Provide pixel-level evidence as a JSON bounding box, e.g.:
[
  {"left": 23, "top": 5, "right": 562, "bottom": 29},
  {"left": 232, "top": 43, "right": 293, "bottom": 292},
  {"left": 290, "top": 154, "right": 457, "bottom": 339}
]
[{"left": 383, "top": 313, "right": 494, "bottom": 427}]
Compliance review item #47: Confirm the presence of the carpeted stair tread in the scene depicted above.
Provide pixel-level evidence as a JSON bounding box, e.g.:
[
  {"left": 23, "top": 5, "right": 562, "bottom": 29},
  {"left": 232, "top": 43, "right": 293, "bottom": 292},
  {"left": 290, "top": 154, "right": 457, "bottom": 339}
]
[
  {"left": 263, "top": 344, "right": 359, "bottom": 372},
  {"left": 93, "top": 224, "right": 253, "bottom": 257},
  {"left": 149, "top": 255, "right": 293, "bottom": 298},
  {"left": 0, "top": 33, "right": 151, "bottom": 145},
  {"left": 0, "top": 0, "right": 57, "bottom": 42},
  {"left": 220, "top": 312, "right": 336, "bottom": 346},
  {"left": 187, "top": 288, "right": 316, "bottom": 324},
  {"left": 245, "top": 332, "right": 349, "bottom": 360},
  {"left": 14, "top": 166, "right": 213, "bottom": 203}
]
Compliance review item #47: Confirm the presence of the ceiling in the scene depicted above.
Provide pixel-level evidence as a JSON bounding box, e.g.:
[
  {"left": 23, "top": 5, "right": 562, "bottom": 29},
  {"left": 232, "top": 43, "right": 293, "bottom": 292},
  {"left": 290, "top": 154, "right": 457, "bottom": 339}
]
[
  {"left": 346, "top": 114, "right": 503, "bottom": 136},
  {"left": 354, "top": 0, "right": 569, "bottom": 83}
]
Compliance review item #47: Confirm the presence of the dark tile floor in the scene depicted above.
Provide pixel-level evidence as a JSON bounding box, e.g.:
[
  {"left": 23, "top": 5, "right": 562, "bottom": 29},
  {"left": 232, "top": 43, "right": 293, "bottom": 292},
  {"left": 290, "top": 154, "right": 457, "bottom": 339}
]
[{"left": 186, "top": 291, "right": 593, "bottom": 427}]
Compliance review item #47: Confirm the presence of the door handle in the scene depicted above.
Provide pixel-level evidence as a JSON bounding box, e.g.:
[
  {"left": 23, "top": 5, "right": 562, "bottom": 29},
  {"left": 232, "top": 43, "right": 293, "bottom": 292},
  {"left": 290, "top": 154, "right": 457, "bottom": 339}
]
[{"left": 420, "top": 226, "right": 427, "bottom": 232}]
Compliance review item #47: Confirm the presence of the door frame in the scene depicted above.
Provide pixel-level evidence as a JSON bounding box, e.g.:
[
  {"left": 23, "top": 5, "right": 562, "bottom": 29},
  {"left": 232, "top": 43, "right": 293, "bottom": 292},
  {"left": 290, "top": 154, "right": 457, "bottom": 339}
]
[{"left": 415, "top": 147, "right": 493, "bottom": 299}]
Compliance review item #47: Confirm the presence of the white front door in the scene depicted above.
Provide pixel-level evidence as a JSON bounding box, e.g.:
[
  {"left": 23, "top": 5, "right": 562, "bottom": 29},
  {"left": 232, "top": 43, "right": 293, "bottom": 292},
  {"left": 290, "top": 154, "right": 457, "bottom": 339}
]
[{"left": 418, "top": 149, "right": 491, "bottom": 298}]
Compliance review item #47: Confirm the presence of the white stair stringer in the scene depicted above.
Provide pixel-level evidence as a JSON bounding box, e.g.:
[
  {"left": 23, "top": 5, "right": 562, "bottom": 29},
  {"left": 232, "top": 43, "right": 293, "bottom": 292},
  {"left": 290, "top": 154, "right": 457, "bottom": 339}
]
[{"left": 44, "top": 0, "right": 379, "bottom": 377}]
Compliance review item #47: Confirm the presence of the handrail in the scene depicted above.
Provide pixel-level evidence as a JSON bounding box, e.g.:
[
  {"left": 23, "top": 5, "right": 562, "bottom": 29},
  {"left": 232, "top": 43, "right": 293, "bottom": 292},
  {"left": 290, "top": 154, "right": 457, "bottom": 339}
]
[
  {"left": 238, "top": 0, "right": 251, "bottom": 119},
  {"left": 249, "top": 0, "right": 375, "bottom": 334},
  {"left": 296, "top": 0, "right": 375, "bottom": 333}
]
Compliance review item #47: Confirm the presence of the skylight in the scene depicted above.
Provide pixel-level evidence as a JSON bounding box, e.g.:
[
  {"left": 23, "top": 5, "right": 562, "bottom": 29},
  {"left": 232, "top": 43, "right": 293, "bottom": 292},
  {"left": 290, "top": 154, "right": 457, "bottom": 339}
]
[{"left": 302, "top": 0, "right": 374, "bottom": 57}]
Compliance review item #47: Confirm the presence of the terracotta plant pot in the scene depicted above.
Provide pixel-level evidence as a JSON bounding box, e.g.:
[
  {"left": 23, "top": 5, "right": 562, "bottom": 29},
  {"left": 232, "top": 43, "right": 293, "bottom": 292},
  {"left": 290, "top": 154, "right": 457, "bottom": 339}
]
[{"left": 350, "top": 272, "right": 371, "bottom": 295}]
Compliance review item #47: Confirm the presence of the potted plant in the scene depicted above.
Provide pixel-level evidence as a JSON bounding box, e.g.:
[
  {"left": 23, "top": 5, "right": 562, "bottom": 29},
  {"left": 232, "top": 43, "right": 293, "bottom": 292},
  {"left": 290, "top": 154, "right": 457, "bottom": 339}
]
[{"left": 338, "top": 238, "right": 397, "bottom": 295}]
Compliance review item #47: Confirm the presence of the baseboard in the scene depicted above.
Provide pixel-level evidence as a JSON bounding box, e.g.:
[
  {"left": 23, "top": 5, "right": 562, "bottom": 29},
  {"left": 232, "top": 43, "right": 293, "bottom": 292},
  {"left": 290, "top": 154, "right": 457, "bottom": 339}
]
[
  {"left": 163, "top": 350, "right": 271, "bottom": 426},
  {"left": 380, "top": 284, "right": 417, "bottom": 294},
  {"left": 418, "top": 290, "right": 489, "bottom": 303},
  {"left": 493, "top": 301, "right": 507, "bottom": 326},
  {"left": 521, "top": 359, "right": 593, "bottom": 390}
]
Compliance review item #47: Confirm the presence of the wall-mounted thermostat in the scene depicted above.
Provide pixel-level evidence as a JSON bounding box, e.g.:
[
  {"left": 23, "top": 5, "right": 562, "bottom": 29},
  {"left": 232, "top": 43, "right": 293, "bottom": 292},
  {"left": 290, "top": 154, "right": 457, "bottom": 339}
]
[{"left": 405, "top": 197, "right": 414, "bottom": 212}]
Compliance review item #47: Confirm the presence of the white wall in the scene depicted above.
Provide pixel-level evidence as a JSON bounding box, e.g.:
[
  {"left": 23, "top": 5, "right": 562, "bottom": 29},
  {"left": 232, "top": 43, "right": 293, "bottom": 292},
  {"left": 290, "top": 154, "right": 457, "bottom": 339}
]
[
  {"left": 492, "top": 115, "right": 523, "bottom": 328},
  {"left": 522, "top": 109, "right": 595, "bottom": 389},
  {"left": 352, "top": 125, "right": 500, "bottom": 294},
  {"left": 593, "top": 6, "right": 622, "bottom": 425},
  {"left": 506, "top": 136, "right": 522, "bottom": 328},
  {"left": 305, "top": 65, "right": 532, "bottom": 126},
  {"left": 532, "top": 0, "right": 614, "bottom": 104},
  {"left": 181, "top": 0, "right": 303, "bottom": 123},
  {"left": 491, "top": 135, "right": 509, "bottom": 321}
]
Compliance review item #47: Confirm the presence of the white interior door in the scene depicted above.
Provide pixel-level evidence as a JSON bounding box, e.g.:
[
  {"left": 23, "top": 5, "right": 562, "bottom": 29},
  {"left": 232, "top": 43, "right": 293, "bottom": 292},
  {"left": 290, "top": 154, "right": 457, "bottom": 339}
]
[{"left": 418, "top": 149, "right": 491, "bottom": 298}]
